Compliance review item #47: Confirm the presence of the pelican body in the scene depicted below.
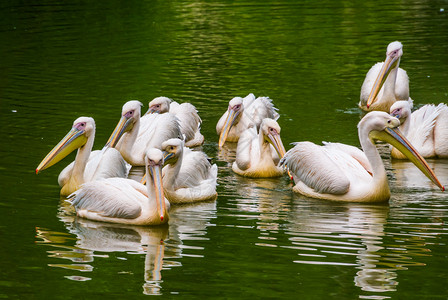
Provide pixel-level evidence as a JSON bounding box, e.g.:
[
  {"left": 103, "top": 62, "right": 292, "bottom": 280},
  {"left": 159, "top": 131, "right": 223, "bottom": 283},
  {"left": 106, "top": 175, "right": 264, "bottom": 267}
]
[
  {"left": 161, "top": 138, "right": 218, "bottom": 203},
  {"left": 217, "top": 93, "right": 280, "bottom": 147},
  {"left": 232, "top": 118, "right": 286, "bottom": 178},
  {"left": 359, "top": 41, "right": 412, "bottom": 112},
  {"left": 69, "top": 148, "right": 170, "bottom": 225},
  {"left": 390, "top": 100, "right": 448, "bottom": 158},
  {"left": 36, "top": 117, "right": 128, "bottom": 197},
  {"left": 146, "top": 97, "right": 204, "bottom": 147},
  {"left": 107, "top": 100, "right": 182, "bottom": 166},
  {"left": 280, "top": 111, "right": 444, "bottom": 202}
]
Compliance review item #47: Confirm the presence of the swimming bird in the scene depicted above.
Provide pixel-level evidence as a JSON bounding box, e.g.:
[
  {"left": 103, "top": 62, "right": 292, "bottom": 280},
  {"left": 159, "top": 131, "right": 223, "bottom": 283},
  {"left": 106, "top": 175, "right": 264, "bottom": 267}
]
[
  {"left": 359, "top": 41, "right": 412, "bottom": 112},
  {"left": 146, "top": 97, "right": 204, "bottom": 147},
  {"left": 68, "top": 148, "right": 170, "bottom": 225},
  {"left": 160, "top": 138, "right": 218, "bottom": 203},
  {"left": 280, "top": 111, "right": 444, "bottom": 202},
  {"left": 36, "top": 117, "right": 128, "bottom": 197},
  {"left": 216, "top": 93, "right": 279, "bottom": 147},
  {"left": 232, "top": 118, "right": 286, "bottom": 178},
  {"left": 389, "top": 100, "right": 448, "bottom": 158},
  {"left": 106, "top": 100, "right": 182, "bottom": 166}
]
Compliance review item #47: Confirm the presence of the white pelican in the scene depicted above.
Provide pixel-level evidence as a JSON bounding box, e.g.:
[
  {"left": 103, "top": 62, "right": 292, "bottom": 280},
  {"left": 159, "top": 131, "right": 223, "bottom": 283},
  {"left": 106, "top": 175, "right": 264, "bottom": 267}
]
[
  {"left": 390, "top": 100, "right": 448, "bottom": 158},
  {"left": 160, "top": 138, "right": 218, "bottom": 203},
  {"left": 359, "top": 41, "right": 412, "bottom": 112},
  {"left": 216, "top": 93, "right": 280, "bottom": 147},
  {"left": 106, "top": 100, "right": 182, "bottom": 166},
  {"left": 280, "top": 111, "right": 444, "bottom": 202},
  {"left": 36, "top": 117, "right": 128, "bottom": 197},
  {"left": 146, "top": 97, "right": 204, "bottom": 147},
  {"left": 232, "top": 118, "right": 286, "bottom": 178},
  {"left": 68, "top": 148, "right": 170, "bottom": 225}
]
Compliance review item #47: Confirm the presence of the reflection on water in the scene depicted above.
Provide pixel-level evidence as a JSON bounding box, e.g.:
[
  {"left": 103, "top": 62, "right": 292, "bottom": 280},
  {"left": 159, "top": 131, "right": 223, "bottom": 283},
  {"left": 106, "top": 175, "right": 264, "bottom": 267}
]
[{"left": 36, "top": 201, "right": 216, "bottom": 295}]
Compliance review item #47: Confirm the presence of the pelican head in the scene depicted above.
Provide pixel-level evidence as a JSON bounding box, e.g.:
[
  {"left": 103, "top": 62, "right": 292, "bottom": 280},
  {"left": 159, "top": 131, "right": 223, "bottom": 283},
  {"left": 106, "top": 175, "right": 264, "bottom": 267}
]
[
  {"left": 36, "top": 117, "right": 94, "bottom": 174},
  {"left": 389, "top": 100, "right": 412, "bottom": 123},
  {"left": 161, "top": 138, "right": 184, "bottom": 166},
  {"left": 218, "top": 97, "right": 244, "bottom": 147},
  {"left": 145, "top": 97, "right": 172, "bottom": 115},
  {"left": 367, "top": 41, "right": 403, "bottom": 109},
  {"left": 360, "top": 111, "right": 444, "bottom": 191},
  {"left": 145, "top": 148, "right": 168, "bottom": 222},
  {"left": 106, "top": 100, "right": 142, "bottom": 148},
  {"left": 260, "top": 118, "right": 286, "bottom": 158}
]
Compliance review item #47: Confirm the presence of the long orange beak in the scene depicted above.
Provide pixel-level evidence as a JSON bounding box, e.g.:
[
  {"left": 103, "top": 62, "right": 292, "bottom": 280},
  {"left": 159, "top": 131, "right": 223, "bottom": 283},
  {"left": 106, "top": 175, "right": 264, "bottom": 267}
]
[
  {"left": 267, "top": 131, "right": 286, "bottom": 158},
  {"left": 147, "top": 163, "right": 166, "bottom": 222},
  {"left": 218, "top": 109, "right": 239, "bottom": 147},
  {"left": 370, "top": 126, "right": 444, "bottom": 191},
  {"left": 105, "top": 115, "right": 134, "bottom": 148},
  {"left": 366, "top": 54, "right": 400, "bottom": 108},
  {"left": 36, "top": 127, "right": 87, "bottom": 174}
]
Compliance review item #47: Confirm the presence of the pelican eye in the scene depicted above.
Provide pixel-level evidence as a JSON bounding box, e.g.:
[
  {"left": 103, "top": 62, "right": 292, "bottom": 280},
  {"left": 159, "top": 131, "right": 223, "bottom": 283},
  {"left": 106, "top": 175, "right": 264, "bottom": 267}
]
[{"left": 387, "top": 120, "right": 391, "bottom": 124}]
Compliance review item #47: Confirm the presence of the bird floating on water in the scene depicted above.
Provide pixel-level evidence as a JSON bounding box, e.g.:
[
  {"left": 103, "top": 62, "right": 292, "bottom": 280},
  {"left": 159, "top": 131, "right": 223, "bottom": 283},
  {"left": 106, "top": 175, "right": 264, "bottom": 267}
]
[
  {"left": 68, "top": 148, "right": 170, "bottom": 225},
  {"left": 389, "top": 100, "right": 448, "bottom": 158},
  {"left": 216, "top": 93, "right": 279, "bottom": 147},
  {"left": 36, "top": 117, "right": 128, "bottom": 197},
  {"left": 106, "top": 100, "right": 182, "bottom": 166},
  {"left": 146, "top": 97, "right": 204, "bottom": 147},
  {"left": 359, "top": 41, "right": 412, "bottom": 112},
  {"left": 160, "top": 138, "right": 218, "bottom": 204},
  {"left": 232, "top": 118, "right": 286, "bottom": 178},
  {"left": 280, "top": 111, "right": 444, "bottom": 202}
]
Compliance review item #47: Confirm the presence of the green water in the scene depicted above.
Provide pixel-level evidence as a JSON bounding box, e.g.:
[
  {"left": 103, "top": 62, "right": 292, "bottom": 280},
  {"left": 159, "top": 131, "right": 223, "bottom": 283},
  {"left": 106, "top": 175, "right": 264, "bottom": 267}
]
[{"left": 1, "top": 0, "right": 448, "bottom": 298}]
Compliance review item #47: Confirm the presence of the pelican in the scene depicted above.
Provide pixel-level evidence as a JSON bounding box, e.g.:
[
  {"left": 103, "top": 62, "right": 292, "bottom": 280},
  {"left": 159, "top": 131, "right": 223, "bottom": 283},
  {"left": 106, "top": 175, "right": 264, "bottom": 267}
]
[
  {"left": 279, "top": 111, "right": 444, "bottom": 202},
  {"left": 216, "top": 93, "right": 280, "bottom": 147},
  {"left": 106, "top": 100, "right": 182, "bottom": 166},
  {"left": 232, "top": 118, "right": 286, "bottom": 178},
  {"left": 68, "top": 148, "right": 170, "bottom": 225},
  {"left": 160, "top": 138, "right": 218, "bottom": 203},
  {"left": 36, "top": 117, "right": 128, "bottom": 197},
  {"left": 359, "top": 41, "right": 412, "bottom": 112},
  {"left": 146, "top": 97, "right": 204, "bottom": 147},
  {"left": 390, "top": 100, "right": 448, "bottom": 158}
]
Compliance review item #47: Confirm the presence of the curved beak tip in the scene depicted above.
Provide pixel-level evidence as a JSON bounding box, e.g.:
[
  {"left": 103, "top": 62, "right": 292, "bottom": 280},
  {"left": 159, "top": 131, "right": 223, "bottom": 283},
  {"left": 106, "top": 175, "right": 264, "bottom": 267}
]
[
  {"left": 160, "top": 216, "right": 164, "bottom": 221},
  {"left": 35, "top": 168, "right": 39, "bottom": 174}
]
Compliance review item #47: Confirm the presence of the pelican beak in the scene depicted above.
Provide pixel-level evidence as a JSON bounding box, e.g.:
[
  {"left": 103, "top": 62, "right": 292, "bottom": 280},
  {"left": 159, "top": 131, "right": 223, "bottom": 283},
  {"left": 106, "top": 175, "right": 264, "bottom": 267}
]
[
  {"left": 162, "top": 151, "right": 175, "bottom": 165},
  {"left": 105, "top": 115, "right": 134, "bottom": 148},
  {"left": 366, "top": 54, "right": 400, "bottom": 108},
  {"left": 148, "top": 162, "right": 167, "bottom": 222},
  {"left": 370, "top": 127, "right": 445, "bottom": 191},
  {"left": 218, "top": 109, "right": 240, "bottom": 147},
  {"left": 267, "top": 131, "right": 286, "bottom": 158},
  {"left": 36, "top": 127, "right": 87, "bottom": 174},
  {"left": 144, "top": 108, "right": 158, "bottom": 116}
]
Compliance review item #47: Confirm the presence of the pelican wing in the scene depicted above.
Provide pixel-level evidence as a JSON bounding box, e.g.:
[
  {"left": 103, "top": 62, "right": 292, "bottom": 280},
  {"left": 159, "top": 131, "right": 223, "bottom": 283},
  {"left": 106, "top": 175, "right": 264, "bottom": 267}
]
[
  {"left": 234, "top": 126, "right": 258, "bottom": 171},
  {"left": 360, "top": 62, "right": 383, "bottom": 106},
  {"left": 280, "top": 142, "right": 351, "bottom": 195},
  {"left": 394, "top": 68, "right": 410, "bottom": 101},
  {"left": 170, "top": 102, "right": 202, "bottom": 142},
  {"left": 176, "top": 150, "right": 216, "bottom": 188},
  {"left": 137, "top": 113, "right": 182, "bottom": 150},
  {"left": 407, "top": 104, "right": 442, "bottom": 149},
  {"left": 244, "top": 95, "right": 280, "bottom": 127},
  {"left": 69, "top": 178, "right": 146, "bottom": 219},
  {"left": 322, "top": 142, "right": 372, "bottom": 175}
]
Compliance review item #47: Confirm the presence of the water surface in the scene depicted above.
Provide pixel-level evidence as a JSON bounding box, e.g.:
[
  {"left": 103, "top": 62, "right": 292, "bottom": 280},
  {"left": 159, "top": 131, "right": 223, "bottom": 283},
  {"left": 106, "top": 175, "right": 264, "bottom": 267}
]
[{"left": 1, "top": 0, "right": 448, "bottom": 298}]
